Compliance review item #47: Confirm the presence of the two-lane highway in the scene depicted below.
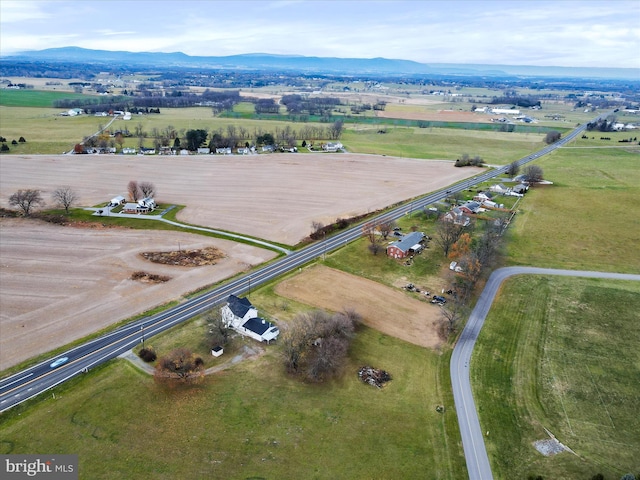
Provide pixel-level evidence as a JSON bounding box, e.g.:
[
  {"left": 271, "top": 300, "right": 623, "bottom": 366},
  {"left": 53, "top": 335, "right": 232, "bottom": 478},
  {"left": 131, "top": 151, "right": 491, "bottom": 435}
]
[{"left": 1, "top": 117, "right": 593, "bottom": 414}]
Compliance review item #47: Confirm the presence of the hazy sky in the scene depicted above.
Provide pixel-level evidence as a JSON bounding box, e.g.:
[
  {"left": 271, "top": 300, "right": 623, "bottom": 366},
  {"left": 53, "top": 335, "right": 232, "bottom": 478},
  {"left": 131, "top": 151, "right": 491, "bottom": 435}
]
[{"left": 1, "top": 0, "right": 639, "bottom": 69}]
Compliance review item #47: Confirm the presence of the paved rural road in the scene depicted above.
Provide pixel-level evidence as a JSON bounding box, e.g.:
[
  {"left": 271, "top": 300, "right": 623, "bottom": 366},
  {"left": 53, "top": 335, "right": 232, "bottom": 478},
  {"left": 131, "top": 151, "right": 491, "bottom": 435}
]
[
  {"left": 451, "top": 267, "right": 640, "bottom": 480},
  {"left": 0, "top": 115, "right": 598, "bottom": 413}
]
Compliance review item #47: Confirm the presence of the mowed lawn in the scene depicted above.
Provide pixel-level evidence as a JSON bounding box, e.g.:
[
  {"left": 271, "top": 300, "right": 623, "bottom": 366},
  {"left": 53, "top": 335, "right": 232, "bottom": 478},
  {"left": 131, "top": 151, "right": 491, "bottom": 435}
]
[
  {"left": 472, "top": 276, "right": 640, "bottom": 480},
  {"left": 507, "top": 144, "right": 640, "bottom": 273},
  {"left": 0, "top": 327, "right": 466, "bottom": 480}
]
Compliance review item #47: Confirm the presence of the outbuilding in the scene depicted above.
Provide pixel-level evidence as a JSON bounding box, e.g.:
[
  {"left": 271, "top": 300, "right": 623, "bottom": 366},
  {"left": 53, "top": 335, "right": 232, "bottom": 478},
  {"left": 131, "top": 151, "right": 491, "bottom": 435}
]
[{"left": 109, "top": 195, "right": 126, "bottom": 206}]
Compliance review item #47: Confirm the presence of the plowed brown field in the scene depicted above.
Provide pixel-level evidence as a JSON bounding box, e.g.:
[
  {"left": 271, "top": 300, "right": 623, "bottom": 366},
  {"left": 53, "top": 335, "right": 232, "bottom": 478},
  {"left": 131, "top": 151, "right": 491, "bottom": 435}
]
[
  {"left": 0, "top": 154, "right": 482, "bottom": 245},
  {"left": 0, "top": 218, "right": 276, "bottom": 370},
  {"left": 275, "top": 265, "right": 442, "bottom": 349},
  {"left": 0, "top": 152, "right": 472, "bottom": 369}
]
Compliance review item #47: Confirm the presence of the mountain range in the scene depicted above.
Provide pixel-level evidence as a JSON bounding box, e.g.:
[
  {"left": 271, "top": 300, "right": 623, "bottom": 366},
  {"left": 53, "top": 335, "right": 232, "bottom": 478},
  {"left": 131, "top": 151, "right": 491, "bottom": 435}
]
[{"left": 4, "top": 47, "right": 639, "bottom": 80}]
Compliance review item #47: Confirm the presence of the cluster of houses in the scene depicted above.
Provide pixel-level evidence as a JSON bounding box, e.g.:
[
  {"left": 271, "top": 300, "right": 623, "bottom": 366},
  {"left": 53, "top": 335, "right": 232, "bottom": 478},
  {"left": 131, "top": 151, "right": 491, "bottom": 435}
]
[
  {"left": 99, "top": 145, "right": 299, "bottom": 156},
  {"left": 489, "top": 182, "right": 529, "bottom": 197},
  {"left": 472, "top": 106, "right": 539, "bottom": 124},
  {"left": 220, "top": 295, "right": 280, "bottom": 344},
  {"left": 107, "top": 195, "right": 157, "bottom": 214},
  {"left": 60, "top": 109, "right": 132, "bottom": 119},
  {"left": 385, "top": 181, "right": 529, "bottom": 258},
  {"left": 443, "top": 183, "right": 528, "bottom": 226}
]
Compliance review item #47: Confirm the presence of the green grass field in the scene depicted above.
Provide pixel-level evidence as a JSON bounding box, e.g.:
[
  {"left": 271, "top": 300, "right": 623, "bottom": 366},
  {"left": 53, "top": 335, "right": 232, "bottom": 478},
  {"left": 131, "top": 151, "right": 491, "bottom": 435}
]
[
  {"left": 507, "top": 143, "right": 640, "bottom": 273},
  {"left": 472, "top": 276, "right": 640, "bottom": 480},
  {"left": 0, "top": 89, "right": 93, "bottom": 108},
  {"left": 343, "top": 126, "right": 547, "bottom": 163},
  {"left": 0, "top": 327, "right": 466, "bottom": 479}
]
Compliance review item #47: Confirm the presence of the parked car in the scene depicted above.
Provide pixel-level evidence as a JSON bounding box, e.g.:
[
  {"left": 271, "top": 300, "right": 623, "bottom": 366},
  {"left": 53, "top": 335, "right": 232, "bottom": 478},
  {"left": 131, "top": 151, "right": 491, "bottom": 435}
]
[{"left": 431, "top": 296, "right": 446, "bottom": 305}]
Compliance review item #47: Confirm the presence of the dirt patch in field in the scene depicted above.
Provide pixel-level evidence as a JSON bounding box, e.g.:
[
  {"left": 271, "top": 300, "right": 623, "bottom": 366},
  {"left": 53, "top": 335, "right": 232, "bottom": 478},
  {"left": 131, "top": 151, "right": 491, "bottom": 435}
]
[
  {"left": 140, "top": 246, "right": 224, "bottom": 267},
  {"left": 130, "top": 271, "right": 171, "bottom": 283},
  {"left": 274, "top": 265, "right": 442, "bottom": 349},
  {"left": 0, "top": 154, "right": 482, "bottom": 245},
  {"left": 533, "top": 438, "right": 567, "bottom": 456},
  {"left": 0, "top": 218, "right": 277, "bottom": 370}
]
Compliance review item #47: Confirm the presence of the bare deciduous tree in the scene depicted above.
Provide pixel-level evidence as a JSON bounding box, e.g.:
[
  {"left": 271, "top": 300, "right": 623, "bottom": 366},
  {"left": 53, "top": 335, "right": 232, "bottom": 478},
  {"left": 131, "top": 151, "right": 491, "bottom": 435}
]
[
  {"left": 206, "top": 309, "right": 230, "bottom": 348},
  {"left": 328, "top": 119, "right": 344, "bottom": 140},
  {"left": 544, "top": 130, "right": 561, "bottom": 144},
  {"left": 154, "top": 348, "right": 204, "bottom": 384},
  {"left": 307, "top": 335, "right": 348, "bottom": 381},
  {"left": 128, "top": 180, "right": 141, "bottom": 201},
  {"left": 438, "top": 298, "right": 468, "bottom": 339},
  {"left": 51, "top": 186, "right": 78, "bottom": 214},
  {"left": 506, "top": 160, "right": 520, "bottom": 179},
  {"left": 281, "top": 309, "right": 357, "bottom": 382},
  {"left": 139, "top": 181, "right": 156, "bottom": 198},
  {"left": 362, "top": 220, "right": 384, "bottom": 255},
  {"left": 377, "top": 219, "right": 395, "bottom": 240},
  {"left": 9, "top": 189, "right": 45, "bottom": 216},
  {"left": 523, "top": 165, "right": 544, "bottom": 184},
  {"left": 434, "top": 216, "right": 467, "bottom": 256},
  {"left": 311, "top": 221, "right": 325, "bottom": 239},
  {"left": 281, "top": 313, "right": 315, "bottom": 373}
]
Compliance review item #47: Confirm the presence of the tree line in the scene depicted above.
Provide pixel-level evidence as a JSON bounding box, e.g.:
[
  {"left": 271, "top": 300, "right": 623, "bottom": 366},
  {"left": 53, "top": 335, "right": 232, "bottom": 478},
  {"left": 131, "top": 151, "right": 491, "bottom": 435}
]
[
  {"left": 180, "top": 121, "right": 344, "bottom": 151},
  {"left": 53, "top": 89, "right": 242, "bottom": 112}
]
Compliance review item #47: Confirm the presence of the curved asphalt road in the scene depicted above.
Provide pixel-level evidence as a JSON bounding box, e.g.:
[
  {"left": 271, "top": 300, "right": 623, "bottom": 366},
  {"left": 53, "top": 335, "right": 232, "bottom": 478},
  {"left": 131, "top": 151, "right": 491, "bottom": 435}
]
[
  {"left": 451, "top": 267, "right": 640, "bottom": 480},
  {"left": 0, "top": 114, "right": 603, "bottom": 414}
]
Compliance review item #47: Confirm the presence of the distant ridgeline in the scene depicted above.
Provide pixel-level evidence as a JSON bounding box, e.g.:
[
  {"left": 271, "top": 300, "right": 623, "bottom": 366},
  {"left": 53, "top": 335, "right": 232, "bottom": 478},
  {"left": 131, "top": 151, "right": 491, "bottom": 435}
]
[{"left": 2, "top": 46, "right": 639, "bottom": 83}]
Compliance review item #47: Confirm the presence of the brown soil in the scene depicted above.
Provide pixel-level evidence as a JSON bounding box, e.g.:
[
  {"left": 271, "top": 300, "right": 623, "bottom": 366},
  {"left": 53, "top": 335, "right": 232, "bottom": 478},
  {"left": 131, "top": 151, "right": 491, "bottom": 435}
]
[
  {"left": 274, "top": 265, "right": 443, "bottom": 349},
  {"left": 0, "top": 154, "right": 482, "bottom": 245},
  {"left": 0, "top": 152, "right": 470, "bottom": 369},
  {"left": 130, "top": 271, "right": 171, "bottom": 283},
  {"left": 0, "top": 218, "right": 277, "bottom": 370},
  {"left": 140, "top": 246, "right": 224, "bottom": 267}
]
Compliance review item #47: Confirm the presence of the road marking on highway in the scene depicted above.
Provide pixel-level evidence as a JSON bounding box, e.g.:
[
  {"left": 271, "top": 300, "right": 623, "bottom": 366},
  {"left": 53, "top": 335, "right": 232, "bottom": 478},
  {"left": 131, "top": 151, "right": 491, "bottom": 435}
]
[{"left": 1, "top": 372, "right": 33, "bottom": 389}]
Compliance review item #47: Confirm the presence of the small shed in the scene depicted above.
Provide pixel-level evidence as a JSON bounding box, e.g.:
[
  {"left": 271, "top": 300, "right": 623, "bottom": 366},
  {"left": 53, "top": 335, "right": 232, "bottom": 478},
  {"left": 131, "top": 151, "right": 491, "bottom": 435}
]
[{"left": 211, "top": 346, "right": 224, "bottom": 357}]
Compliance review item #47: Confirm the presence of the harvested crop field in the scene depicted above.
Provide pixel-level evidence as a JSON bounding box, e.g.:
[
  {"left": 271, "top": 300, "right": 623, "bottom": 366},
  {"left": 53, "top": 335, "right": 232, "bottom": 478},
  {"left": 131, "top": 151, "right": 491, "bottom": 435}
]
[
  {"left": 0, "top": 218, "right": 277, "bottom": 370},
  {"left": 275, "top": 265, "right": 442, "bottom": 349},
  {"left": 0, "top": 154, "right": 481, "bottom": 245}
]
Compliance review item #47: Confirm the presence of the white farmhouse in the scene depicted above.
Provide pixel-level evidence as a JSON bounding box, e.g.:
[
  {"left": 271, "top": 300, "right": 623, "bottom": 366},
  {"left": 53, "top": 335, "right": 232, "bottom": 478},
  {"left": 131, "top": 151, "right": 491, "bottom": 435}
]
[{"left": 221, "top": 295, "right": 279, "bottom": 343}]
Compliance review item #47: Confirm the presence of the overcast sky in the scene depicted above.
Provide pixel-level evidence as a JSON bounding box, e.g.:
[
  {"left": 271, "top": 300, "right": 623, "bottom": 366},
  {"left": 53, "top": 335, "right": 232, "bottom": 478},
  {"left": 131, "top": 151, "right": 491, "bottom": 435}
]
[{"left": 1, "top": 0, "right": 639, "bottom": 69}]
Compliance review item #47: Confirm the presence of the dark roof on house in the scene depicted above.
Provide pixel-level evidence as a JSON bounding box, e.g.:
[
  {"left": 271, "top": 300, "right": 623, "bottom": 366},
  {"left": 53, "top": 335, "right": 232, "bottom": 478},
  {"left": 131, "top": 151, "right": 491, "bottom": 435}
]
[
  {"left": 242, "top": 317, "right": 272, "bottom": 335},
  {"left": 227, "top": 294, "right": 254, "bottom": 318},
  {"left": 461, "top": 201, "right": 480, "bottom": 213},
  {"left": 389, "top": 231, "right": 424, "bottom": 253}
]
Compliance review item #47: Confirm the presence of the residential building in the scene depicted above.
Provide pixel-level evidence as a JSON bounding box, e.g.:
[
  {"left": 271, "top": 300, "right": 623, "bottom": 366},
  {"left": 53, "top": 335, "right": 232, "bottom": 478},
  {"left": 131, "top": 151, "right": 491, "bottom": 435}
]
[
  {"left": 386, "top": 231, "right": 425, "bottom": 259},
  {"left": 221, "top": 295, "right": 279, "bottom": 343}
]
